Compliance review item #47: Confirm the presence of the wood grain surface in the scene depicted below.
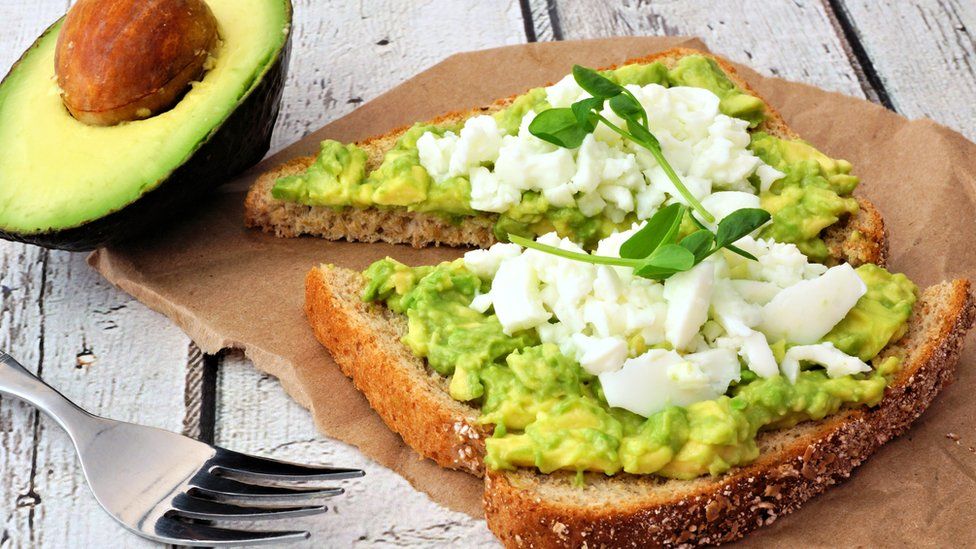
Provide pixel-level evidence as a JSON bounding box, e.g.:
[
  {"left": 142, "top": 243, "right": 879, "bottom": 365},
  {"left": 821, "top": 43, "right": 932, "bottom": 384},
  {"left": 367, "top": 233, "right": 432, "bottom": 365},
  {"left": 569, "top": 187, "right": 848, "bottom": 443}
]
[{"left": 0, "top": 1, "right": 972, "bottom": 547}]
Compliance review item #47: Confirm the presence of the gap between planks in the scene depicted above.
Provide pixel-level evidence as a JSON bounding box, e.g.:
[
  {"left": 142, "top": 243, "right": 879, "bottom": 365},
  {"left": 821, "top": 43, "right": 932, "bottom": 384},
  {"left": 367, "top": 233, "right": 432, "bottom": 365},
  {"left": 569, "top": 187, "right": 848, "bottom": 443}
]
[
  {"left": 521, "top": 0, "right": 563, "bottom": 42},
  {"left": 21, "top": 250, "right": 49, "bottom": 549},
  {"left": 821, "top": 0, "right": 896, "bottom": 109},
  {"left": 181, "top": 344, "right": 218, "bottom": 445}
]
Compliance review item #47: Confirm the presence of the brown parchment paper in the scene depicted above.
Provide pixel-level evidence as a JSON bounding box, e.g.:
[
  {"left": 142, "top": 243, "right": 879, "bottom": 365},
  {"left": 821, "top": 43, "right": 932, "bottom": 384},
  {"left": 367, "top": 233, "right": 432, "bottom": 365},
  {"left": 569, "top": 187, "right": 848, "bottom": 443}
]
[{"left": 88, "top": 37, "right": 976, "bottom": 546}]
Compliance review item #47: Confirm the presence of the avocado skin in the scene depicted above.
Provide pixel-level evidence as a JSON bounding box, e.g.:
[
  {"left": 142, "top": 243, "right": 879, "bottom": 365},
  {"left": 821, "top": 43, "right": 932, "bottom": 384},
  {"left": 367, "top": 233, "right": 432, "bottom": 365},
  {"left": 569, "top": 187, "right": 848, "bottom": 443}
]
[{"left": 0, "top": 5, "right": 292, "bottom": 251}]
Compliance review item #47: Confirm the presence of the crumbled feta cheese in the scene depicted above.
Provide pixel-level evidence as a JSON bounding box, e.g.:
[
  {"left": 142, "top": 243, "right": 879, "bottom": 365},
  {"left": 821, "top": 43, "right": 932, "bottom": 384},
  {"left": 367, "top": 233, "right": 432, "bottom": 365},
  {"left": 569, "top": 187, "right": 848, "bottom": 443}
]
[
  {"left": 758, "top": 240, "right": 829, "bottom": 288},
  {"left": 468, "top": 292, "right": 492, "bottom": 314},
  {"left": 728, "top": 236, "right": 829, "bottom": 288},
  {"left": 710, "top": 278, "right": 762, "bottom": 337},
  {"left": 699, "top": 191, "right": 762, "bottom": 233},
  {"left": 729, "top": 279, "right": 781, "bottom": 305},
  {"left": 416, "top": 130, "right": 458, "bottom": 181},
  {"left": 756, "top": 163, "right": 785, "bottom": 192},
  {"left": 469, "top": 167, "right": 521, "bottom": 212},
  {"left": 470, "top": 227, "right": 869, "bottom": 414},
  {"left": 686, "top": 348, "right": 742, "bottom": 393},
  {"left": 545, "top": 74, "right": 587, "bottom": 108},
  {"left": 494, "top": 116, "right": 577, "bottom": 195},
  {"left": 738, "top": 330, "right": 779, "bottom": 378}
]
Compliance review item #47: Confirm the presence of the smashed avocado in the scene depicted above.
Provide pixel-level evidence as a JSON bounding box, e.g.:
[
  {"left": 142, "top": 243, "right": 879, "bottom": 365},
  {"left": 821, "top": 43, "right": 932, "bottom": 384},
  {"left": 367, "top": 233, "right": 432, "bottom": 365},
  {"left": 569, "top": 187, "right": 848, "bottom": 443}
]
[
  {"left": 362, "top": 257, "right": 914, "bottom": 479},
  {"left": 273, "top": 125, "right": 474, "bottom": 215},
  {"left": 666, "top": 55, "right": 766, "bottom": 127},
  {"left": 363, "top": 258, "right": 536, "bottom": 401},
  {"left": 273, "top": 140, "right": 369, "bottom": 206},
  {"left": 826, "top": 264, "right": 917, "bottom": 360},
  {"left": 493, "top": 191, "right": 635, "bottom": 249},
  {"left": 751, "top": 132, "right": 860, "bottom": 262}
]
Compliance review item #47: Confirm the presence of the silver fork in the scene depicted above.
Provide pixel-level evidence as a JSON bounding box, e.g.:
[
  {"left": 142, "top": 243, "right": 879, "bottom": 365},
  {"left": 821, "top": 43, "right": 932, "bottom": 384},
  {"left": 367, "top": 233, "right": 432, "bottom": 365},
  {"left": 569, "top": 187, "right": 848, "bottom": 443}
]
[{"left": 0, "top": 350, "right": 364, "bottom": 546}]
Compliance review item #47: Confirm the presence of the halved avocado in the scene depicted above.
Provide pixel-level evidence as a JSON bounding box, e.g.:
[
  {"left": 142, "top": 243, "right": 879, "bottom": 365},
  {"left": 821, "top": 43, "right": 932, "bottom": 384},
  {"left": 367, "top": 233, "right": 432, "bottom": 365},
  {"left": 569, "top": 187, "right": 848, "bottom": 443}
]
[{"left": 0, "top": 0, "right": 292, "bottom": 250}]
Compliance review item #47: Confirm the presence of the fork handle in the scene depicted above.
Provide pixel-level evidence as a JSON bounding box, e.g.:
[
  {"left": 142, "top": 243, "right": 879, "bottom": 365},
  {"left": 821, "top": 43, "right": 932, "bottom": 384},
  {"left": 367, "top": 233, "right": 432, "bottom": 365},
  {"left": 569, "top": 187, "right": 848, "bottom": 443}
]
[{"left": 0, "top": 351, "right": 97, "bottom": 439}]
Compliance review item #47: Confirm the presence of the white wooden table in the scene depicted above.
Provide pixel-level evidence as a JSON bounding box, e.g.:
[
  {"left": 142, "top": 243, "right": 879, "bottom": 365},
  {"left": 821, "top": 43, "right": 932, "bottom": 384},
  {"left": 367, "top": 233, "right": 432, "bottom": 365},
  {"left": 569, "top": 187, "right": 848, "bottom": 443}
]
[{"left": 1, "top": 1, "right": 973, "bottom": 546}]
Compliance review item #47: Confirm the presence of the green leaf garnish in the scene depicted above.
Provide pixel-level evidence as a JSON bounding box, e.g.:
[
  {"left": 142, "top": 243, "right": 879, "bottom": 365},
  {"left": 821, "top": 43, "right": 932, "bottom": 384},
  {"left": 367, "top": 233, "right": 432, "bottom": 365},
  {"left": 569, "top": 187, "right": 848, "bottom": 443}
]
[
  {"left": 608, "top": 92, "right": 644, "bottom": 123},
  {"left": 508, "top": 234, "right": 637, "bottom": 268},
  {"left": 528, "top": 108, "right": 589, "bottom": 148},
  {"left": 572, "top": 65, "right": 623, "bottom": 99},
  {"left": 634, "top": 244, "right": 696, "bottom": 279},
  {"left": 725, "top": 243, "right": 759, "bottom": 262},
  {"left": 618, "top": 203, "right": 684, "bottom": 259},
  {"left": 715, "top": 208, "right": 771, "bottom": 248},
  {"left": 679, "top": 230, "right": 715, "bottom": 262}
]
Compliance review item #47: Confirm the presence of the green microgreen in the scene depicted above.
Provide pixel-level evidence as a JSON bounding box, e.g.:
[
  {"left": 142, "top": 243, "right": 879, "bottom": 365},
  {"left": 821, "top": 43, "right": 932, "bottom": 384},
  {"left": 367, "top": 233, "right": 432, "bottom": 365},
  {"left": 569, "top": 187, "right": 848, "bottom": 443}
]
[
  {"left": 507, "top": 205, "right": 770, "bottom": 281},
  {"left": 618, "top": 203, "right": 684, "bottom": 259},
  {"left": 527, "top": 64, "right": 714, "bottom": 222}
]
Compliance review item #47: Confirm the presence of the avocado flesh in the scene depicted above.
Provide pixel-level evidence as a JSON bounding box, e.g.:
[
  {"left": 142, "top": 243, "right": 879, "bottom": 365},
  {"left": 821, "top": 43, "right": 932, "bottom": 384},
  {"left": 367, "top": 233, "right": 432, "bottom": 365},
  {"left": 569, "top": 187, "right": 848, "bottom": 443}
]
[{"left": 0, "top": 0, "right": 291, "bottom": 249}]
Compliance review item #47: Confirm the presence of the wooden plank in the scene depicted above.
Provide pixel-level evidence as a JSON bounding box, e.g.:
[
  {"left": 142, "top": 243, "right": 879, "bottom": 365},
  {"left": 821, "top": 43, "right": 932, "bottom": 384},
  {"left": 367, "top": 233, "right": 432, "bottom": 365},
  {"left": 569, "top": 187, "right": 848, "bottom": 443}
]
[
  {"left": 0, "top": 2, "right": 66, "bottom": 69},
  {"left": 268, "top": 0, "right": 525, "bottom": 153},
  {"left": 547, "top": 0, "right": 866, "bottom": 97},
  {"left": 25, "top": 251, "right": 192, "bottom": 548},
  {"left": 836, "top": 0, "right": 976, "bottom": 139},
  {"left": 216, "top": 351, "right": 498, "bottom": 547},
  {"left": 0, "top": 244, "right": 47, "bottom": 548}
]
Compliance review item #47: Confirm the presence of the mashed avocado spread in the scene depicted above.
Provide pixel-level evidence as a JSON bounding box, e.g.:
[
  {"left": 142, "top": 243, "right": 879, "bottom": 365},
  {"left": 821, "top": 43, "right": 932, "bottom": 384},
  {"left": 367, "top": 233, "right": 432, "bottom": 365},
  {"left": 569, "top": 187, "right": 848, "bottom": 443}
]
[
  {"left": 751, "top": 132, "right": 860, "bottom": 261},
  {"left": 272, "top": 55, "right": 859, "bottom": 252},
  {"left": 362, "top": 257, "right": 915, "bottom": 479}
]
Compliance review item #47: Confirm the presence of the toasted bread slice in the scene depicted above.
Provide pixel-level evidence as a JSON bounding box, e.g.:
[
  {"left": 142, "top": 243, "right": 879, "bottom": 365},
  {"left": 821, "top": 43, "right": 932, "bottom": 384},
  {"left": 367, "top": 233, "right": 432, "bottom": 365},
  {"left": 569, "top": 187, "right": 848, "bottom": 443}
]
[
  {"left": 245, "top": 48, "right": 885, "bottom": 266},
  {"left": 304, "top": 263, "right": 973, "bottom": 546},
  {"left": 483, "top": 280, "right": 974, "bottom": 547}
]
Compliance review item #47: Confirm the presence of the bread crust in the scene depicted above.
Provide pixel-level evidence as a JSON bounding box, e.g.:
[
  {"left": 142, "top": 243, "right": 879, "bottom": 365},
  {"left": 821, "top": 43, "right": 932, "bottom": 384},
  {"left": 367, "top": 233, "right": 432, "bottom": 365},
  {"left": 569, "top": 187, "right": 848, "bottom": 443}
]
[
  {"left": 304, "top": 266, "right": 488, "bottom": 475},
  {"left": 245, "top": 48, "right": 883, "bottom": 266}
]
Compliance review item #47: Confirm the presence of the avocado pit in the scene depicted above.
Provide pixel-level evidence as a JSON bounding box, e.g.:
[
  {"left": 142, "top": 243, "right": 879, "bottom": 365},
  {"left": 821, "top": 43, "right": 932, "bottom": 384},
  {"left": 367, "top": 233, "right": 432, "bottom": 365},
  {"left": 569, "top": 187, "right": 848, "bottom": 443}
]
[{"left": 55, "top": 0, "right": 219, "bottom": 126}]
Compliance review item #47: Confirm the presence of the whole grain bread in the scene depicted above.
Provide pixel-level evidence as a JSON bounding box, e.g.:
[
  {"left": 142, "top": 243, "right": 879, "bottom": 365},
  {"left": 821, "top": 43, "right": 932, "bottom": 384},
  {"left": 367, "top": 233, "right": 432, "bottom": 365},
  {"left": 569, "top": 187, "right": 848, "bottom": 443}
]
[
  {"left": 305, "top": 261, "right": 973, "bottom": 547},
  {"left": 244, "top": 48, "right": 885, "bottom": 265}
]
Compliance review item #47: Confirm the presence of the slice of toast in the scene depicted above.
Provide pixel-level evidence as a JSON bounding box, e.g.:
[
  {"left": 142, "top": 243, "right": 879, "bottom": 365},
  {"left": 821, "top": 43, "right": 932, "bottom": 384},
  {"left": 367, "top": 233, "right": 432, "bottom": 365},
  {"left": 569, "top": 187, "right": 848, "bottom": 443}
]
[
  {"left": 305, "top": 262, "right": 973, "bottom": 547},
  {"left": 244, "top": 48, "right": 885, "bottom": 266}
]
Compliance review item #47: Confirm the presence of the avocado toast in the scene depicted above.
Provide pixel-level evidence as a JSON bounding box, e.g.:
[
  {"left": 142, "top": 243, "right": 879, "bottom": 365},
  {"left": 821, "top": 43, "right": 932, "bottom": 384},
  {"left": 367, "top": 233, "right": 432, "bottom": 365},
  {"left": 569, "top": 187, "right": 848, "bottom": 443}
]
[
  {"left": 244, "top": 48, "right": 883, "bottom": 266},
  {"left": 307, "top": 253, "right": 971, "bottom": 546},
  {"left": 249, "top": 49, "right": 974, "bottom": 546}
]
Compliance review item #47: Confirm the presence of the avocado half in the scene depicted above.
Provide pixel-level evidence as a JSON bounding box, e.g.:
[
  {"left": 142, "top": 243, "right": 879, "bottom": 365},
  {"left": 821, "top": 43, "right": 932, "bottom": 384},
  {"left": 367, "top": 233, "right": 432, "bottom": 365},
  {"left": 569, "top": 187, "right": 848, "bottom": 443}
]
[{"left": 0, "top": 0, "right": 292, "bottom": 250}]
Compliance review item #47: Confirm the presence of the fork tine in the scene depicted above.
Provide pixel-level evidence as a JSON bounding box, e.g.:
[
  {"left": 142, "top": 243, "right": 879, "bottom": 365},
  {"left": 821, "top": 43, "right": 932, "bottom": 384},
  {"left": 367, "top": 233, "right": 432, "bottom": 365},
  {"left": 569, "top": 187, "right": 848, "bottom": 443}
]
[
  {"left": 211, "top": 448, "right": 365, "bottom": 482},
  {"left": 190, "top": 474, "right": 344, "bottom": 502},
  {"left": 170, "top": 493, "right": 328, "bottom": 521},
  {"left": 155, "top": 516, "right": 309, "bottom": 547}
]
